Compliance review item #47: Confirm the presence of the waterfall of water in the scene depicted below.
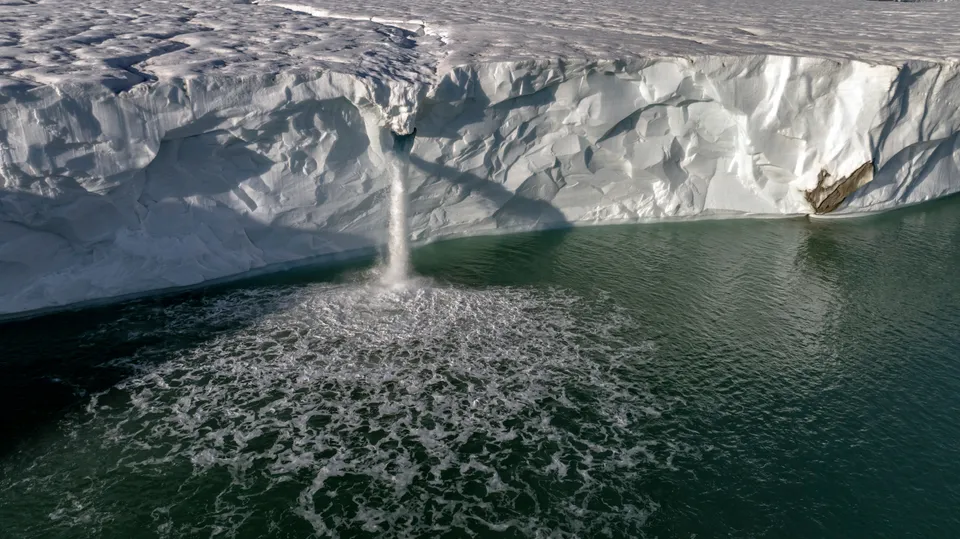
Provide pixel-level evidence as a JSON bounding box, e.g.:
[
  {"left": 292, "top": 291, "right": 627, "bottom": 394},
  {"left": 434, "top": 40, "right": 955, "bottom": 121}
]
[{"left": 383, "top": 132, "right": 415, "bottom": 286}]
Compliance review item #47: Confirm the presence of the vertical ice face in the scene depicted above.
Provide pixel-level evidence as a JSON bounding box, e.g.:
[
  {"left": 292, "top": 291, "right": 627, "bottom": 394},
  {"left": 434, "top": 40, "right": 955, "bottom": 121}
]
[
  {"left": 0, "top": 74, "right": 401, "bottom": 313},
  {"left": 2, "top": 0, "right": 960, "bottom": 315},
  {"left": 404, "top": 57, "right": 960, "bottom": 238}
]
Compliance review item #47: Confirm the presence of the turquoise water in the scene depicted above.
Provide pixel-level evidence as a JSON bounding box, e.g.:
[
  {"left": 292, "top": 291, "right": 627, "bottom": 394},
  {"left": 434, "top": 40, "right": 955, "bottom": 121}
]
[{"left": 2, "top": 198, "right": 960, "bottom": 538}]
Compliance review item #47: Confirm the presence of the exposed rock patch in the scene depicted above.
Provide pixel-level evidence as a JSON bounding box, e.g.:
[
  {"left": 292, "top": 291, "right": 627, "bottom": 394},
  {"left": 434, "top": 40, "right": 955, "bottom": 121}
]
[{"left": 806, "top": 162, "right": 876, "bottom": 214}]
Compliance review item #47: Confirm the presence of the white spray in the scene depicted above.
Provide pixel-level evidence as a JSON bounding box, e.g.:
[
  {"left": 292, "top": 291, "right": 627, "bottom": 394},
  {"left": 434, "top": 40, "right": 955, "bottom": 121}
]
[{"left": 383, "top": 132, "right": 415, "bottom": 286}]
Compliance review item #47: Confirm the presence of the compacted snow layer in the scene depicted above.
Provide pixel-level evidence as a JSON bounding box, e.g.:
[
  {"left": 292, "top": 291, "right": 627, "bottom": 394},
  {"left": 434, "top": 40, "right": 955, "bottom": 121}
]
[{"left": 2, "top": 0, "right": 960, "bottom": 315}]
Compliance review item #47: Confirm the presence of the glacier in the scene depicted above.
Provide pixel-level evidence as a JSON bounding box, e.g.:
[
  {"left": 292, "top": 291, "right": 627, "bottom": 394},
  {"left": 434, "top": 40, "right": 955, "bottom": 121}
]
[{"left": 2, "top": 0, "right": 960, "bottom": 316}]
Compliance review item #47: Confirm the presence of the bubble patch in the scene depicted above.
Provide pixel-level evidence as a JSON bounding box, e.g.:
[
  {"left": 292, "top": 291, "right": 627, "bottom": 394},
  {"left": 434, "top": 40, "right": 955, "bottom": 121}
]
[{"left": 1, "top": 283, "right": 694, "bottom": 538}]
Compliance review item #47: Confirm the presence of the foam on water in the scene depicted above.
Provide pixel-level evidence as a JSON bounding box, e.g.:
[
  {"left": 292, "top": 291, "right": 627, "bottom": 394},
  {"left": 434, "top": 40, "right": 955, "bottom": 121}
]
[{"left": 0, "top": 282, "right": 694, "bottom": 538}]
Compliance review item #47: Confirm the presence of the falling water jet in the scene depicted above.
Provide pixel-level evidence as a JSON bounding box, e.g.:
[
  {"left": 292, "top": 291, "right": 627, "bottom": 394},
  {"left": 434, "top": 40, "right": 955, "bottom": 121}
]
[{"left": 383, "top": 131, "right": 416, "bottom": 287}]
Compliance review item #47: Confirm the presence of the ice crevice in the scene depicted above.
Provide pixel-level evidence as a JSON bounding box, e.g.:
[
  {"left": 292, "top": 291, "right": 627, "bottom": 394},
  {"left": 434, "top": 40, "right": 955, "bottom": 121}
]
[{"left": 3, "top": 9, "right": 960, "bottom": 314}]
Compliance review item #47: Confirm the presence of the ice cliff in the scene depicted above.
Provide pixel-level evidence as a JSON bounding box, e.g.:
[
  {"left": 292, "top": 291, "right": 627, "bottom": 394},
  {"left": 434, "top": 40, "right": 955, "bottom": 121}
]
[{"left": 2, "top": 0, "right": 960, "bottom": 315}]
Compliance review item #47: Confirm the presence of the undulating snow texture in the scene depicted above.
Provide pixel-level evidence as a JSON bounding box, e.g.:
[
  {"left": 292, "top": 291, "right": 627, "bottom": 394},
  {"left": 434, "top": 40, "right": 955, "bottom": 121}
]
[{"left": 2, "top": 0, "right": 960, "bottom": 315}]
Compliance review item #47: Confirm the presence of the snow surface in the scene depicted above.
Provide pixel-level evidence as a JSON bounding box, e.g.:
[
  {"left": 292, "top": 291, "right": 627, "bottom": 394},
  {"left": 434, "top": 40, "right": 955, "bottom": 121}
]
[{"left": 2, "top": 0, "right": 960, "bottom": 315}]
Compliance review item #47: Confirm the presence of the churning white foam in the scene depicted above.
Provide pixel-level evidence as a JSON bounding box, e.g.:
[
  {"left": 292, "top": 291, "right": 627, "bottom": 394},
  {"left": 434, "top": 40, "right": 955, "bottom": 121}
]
[{"left": 0, "top": 282, "right": 696, "bottom": 537}]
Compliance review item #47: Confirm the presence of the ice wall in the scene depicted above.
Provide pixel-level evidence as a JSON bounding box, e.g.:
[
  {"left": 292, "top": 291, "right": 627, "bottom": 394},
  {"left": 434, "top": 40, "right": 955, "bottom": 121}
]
[
  {"left": 0, "top": 72, "right": 408, "bottom": 314},
  {"left": 3, "top": 52, "right": 960, "bottom": 315},
  {"left": 406, "top": 57, "right": 960, "bottom": 234}
]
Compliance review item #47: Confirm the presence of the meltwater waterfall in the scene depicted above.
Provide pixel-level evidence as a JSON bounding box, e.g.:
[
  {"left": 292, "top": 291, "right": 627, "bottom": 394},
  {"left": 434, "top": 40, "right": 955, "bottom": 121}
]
[{"left": 383, "top": 132, "right": 416, "bottom": 286}]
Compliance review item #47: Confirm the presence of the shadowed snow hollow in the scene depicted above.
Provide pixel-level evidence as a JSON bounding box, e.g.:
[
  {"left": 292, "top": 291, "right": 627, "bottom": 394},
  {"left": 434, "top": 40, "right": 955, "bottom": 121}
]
[{"left": 2, "top": 0, "right": 960, "bottom": 314}]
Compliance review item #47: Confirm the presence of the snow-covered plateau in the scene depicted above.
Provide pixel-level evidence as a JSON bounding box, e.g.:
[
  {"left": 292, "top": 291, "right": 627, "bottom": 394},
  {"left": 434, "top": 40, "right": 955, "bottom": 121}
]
[{"left": 2, "top": 0, "right": 960, "bottom": 316}]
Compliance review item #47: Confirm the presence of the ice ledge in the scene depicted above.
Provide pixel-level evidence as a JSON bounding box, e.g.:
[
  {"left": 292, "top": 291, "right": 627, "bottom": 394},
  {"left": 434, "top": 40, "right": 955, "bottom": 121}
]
[{"left": 3, "top": 52, "right": 960, "bottom": 316}]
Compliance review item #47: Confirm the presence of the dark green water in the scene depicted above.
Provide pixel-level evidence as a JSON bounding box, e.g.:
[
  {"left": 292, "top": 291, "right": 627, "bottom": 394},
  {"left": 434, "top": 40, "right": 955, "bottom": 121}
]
[{"left": 2, "top": 198, "right": 960, "bottom": 538}]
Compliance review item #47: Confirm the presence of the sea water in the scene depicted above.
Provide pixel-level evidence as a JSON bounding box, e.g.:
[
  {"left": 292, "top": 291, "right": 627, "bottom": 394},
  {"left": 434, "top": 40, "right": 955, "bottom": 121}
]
[{"left": 2, "top": 197, "right": 960, "bottom": 538}]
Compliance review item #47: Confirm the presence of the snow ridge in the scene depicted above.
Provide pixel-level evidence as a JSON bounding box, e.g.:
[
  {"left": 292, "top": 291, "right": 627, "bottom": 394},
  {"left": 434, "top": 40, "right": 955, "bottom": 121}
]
[{"left": 2, "top": 0, "right": 960, "bottom": 315}]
